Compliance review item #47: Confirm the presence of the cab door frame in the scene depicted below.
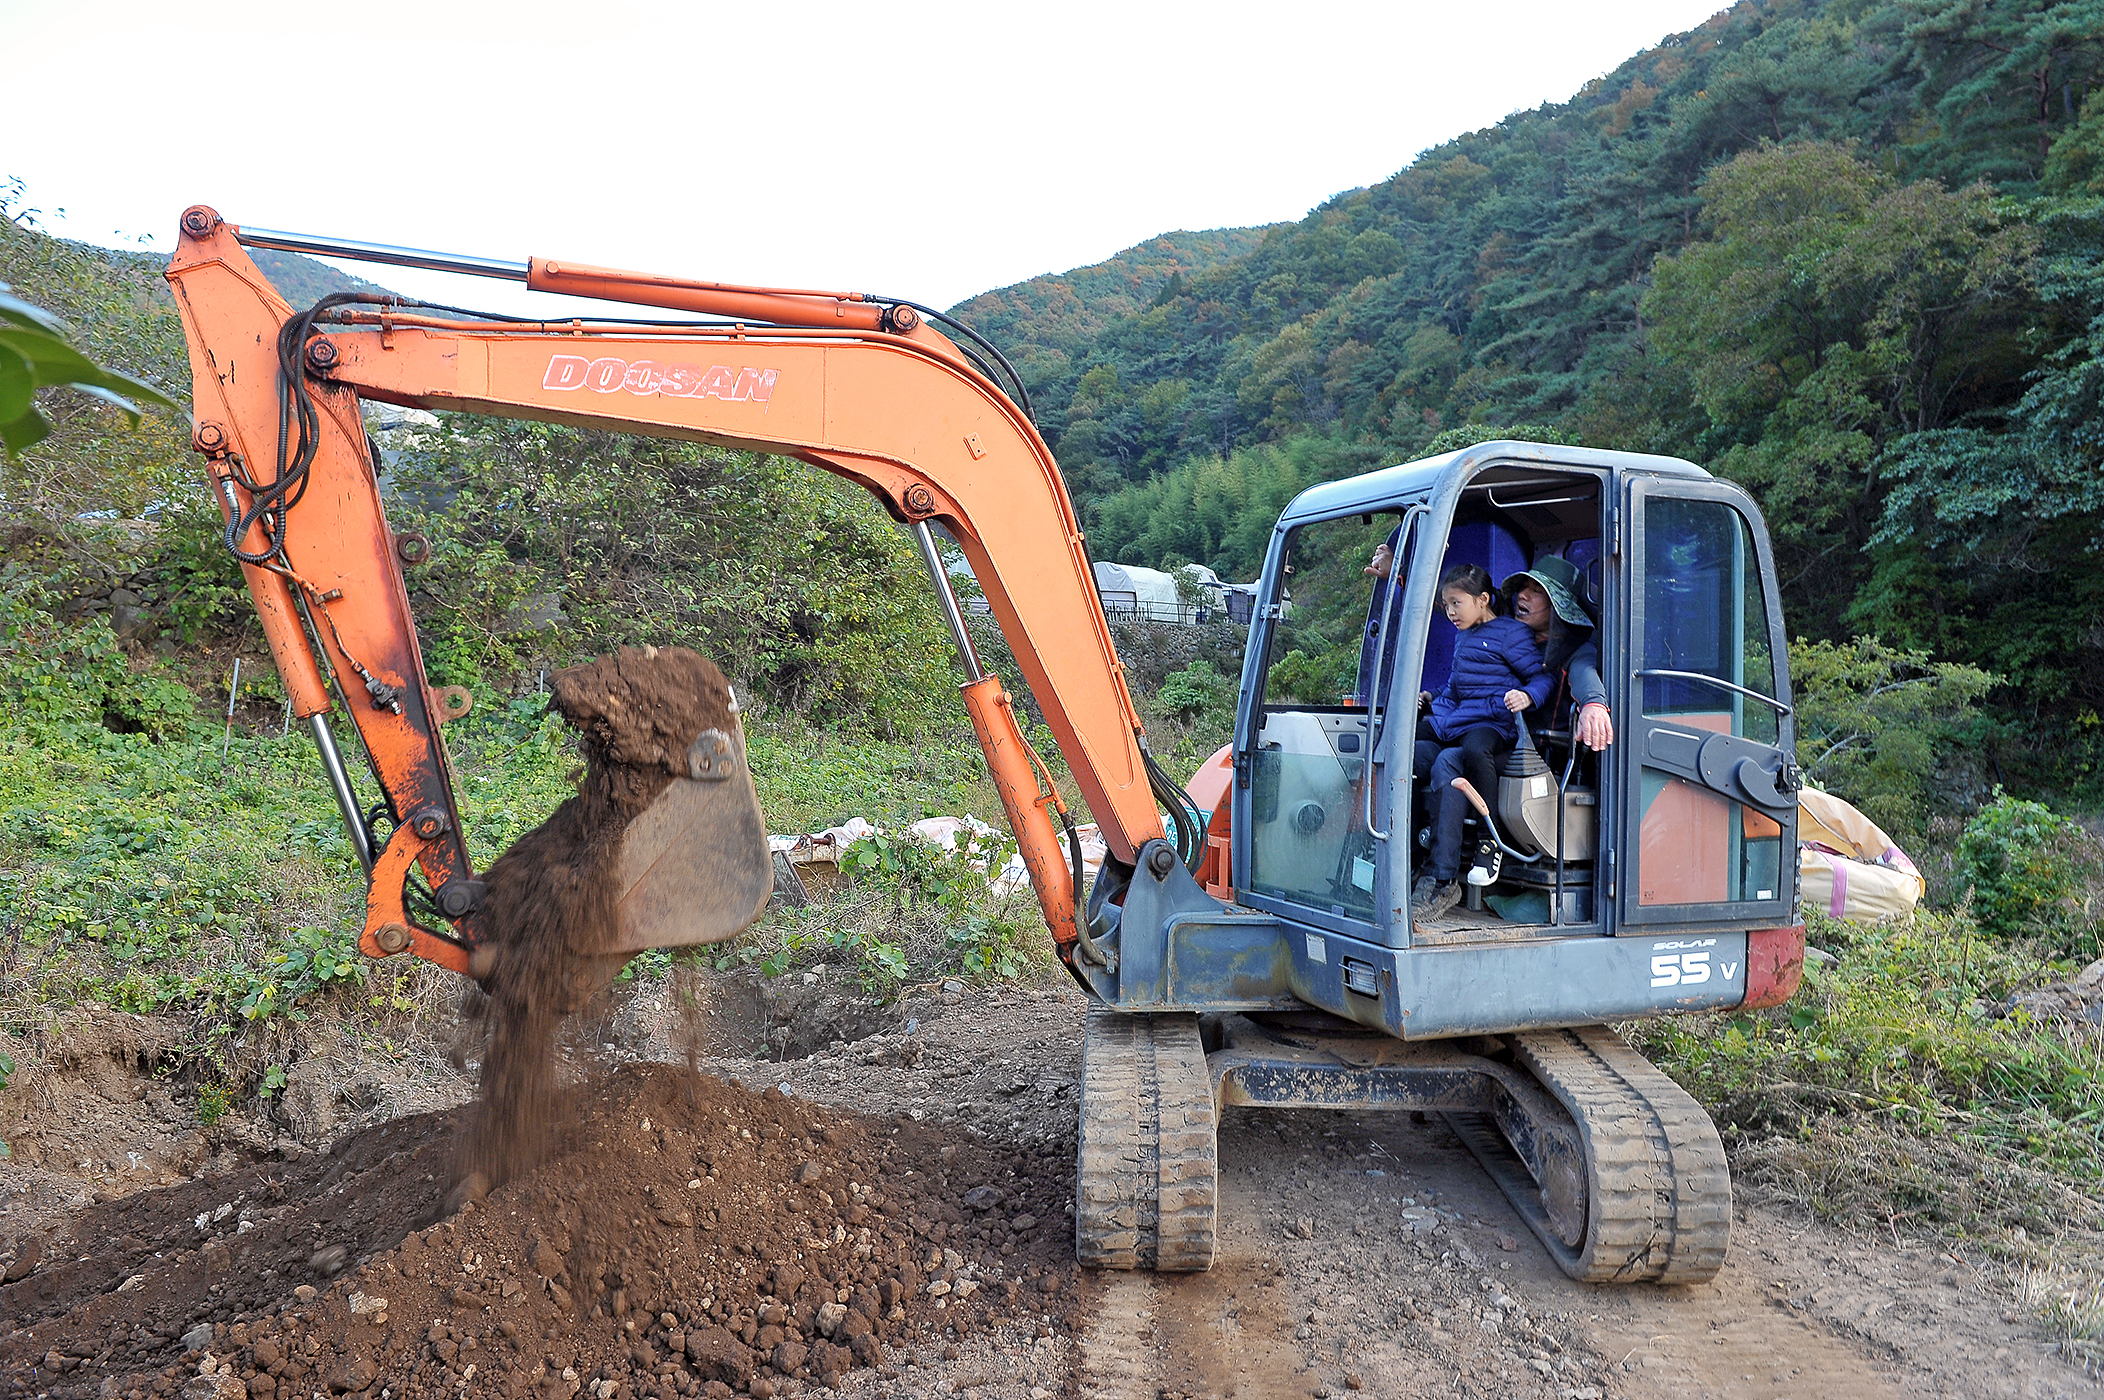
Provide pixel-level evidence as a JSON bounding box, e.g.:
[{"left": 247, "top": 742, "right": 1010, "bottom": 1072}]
[
  {"left": 1613, "top": 474, "right": 1800, "bottom": 931},
  {"left": 1231, "top": 498, "right": 1433, "bottom": 948}
]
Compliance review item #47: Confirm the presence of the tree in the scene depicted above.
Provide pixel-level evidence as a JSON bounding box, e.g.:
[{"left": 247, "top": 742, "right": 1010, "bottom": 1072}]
[
  {"left": 1645, "top": 141, "right": 2035, "bottom": 628},
  {"left": 1897, "top": 0, "right": 2104, "bottom": 189}
]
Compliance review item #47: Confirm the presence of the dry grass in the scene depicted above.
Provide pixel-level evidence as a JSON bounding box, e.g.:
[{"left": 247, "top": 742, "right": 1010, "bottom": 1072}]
[{"left": 1729, "top": 1116, "right": 2104, "bottom": 1242}]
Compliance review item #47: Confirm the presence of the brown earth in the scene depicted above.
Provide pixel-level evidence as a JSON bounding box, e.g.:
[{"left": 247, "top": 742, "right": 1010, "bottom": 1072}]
[
  {"left": 0, "top": 1059, "right": 1081, "bottom": 1400},
  {"left": 6, "top": 981, "right": 2103, "bottom": 1399},
  {"left": 462, "top": 645, "right": 740, "bottom": 1190}
]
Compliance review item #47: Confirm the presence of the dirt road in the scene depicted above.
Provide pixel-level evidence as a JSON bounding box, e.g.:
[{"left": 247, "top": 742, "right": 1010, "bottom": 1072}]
[
  {"left": 4, "top": 978, "right": 2096, "bottom": 1400},
  {"left": 714, "top": 981, "right": 2100, "bottom": 1400}
]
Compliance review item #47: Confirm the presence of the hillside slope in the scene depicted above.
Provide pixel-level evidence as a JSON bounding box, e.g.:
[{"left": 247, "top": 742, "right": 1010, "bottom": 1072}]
[
  {"left": 948, "top": 225, "right": 1273, "bottom": 386},
  {"left": 1000, "top": 0, "right": 2104, "bottom": 777}
]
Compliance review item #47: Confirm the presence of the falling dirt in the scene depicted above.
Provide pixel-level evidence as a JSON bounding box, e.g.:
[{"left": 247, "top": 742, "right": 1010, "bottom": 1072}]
[{"left": 462, "top": 646, "right": 737, "bottom": 1191}]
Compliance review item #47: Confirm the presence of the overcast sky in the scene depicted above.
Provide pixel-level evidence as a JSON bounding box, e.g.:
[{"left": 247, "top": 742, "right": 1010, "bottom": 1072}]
[{"left": 4, "top": 0, "right": 1728, "bottom": 313}]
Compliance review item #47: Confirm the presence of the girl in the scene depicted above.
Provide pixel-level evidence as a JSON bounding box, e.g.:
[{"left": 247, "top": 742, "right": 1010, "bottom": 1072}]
[{"left": 1410, "top": 563, "right": 1554, "bottom": 920}]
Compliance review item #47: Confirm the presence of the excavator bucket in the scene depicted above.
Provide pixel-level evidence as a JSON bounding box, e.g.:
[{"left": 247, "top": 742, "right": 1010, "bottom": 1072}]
[
  {"left": 512, "top": 646, "right": 775, "bottom": 968},
  {"left": 605, "top": 719, "right": 774, "bottom": 955}
]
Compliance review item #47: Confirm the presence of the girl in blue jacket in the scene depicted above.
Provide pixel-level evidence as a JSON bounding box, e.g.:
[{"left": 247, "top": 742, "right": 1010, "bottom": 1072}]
[{"left": 1410, "top": 563, "right": 1555, "bottom": 920}]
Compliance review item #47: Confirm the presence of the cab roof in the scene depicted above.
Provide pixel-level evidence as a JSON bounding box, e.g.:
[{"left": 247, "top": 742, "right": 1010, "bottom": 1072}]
[{"left": 1278, "top": 440, "right": 1711, "bottom": 526}]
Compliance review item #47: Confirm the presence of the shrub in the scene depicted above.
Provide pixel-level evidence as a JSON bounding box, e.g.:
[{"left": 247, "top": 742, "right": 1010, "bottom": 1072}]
[
  {"left": 1956, "top": 791, "right": 2101, "bottom": 946},
  {"left": 1157, "top": 660, "right": 1234, "bottom": 725},
  {"left": 1790, "top": 636, "right": 1994, "bottom": 841}
]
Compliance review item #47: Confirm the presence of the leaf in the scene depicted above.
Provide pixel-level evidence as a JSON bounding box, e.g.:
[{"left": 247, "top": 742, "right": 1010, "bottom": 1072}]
[
  {"left": 0, "top": 342, "right": 30, "bottom": 423},
  {"left": 0, "top": 403, "right": 51, "bottom": 456},
  {"left": 67, "top": 383, "right": 145, "bottom": 427},
  {"left": 0, "top": 283, "right": 71, "bottom": 336},
  {"left": 0, "top": 326, "right": 181, "bottom": 414},
  {"left": 0, "top": 324, "right": 102, "bottom": 378}
]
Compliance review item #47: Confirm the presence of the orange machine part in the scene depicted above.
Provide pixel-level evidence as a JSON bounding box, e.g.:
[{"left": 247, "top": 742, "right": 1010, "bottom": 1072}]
[
  {"left": 960, "top": 677, "right": 1080, "bottom": 953},
  {"left": 1186, "top": 743, "right": 1236, "bottom": 899},
  {"left": 1637, "top": 713, "right": 1733, "bottom": 906},
  {"left": 523, "top": 258, "right": 969, "bottom": 371},
  {"left": 1741, "top": 925, "right": 1806, "bottom": 1009},
  {"left": 164, "top": 208, "right": 1163, "bottom": 970},
  {"left": 167, "top": 221, "right": 478, "bottom": 968}
]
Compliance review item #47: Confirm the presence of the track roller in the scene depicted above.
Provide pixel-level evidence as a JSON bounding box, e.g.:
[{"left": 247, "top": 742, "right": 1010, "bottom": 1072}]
[
  {"left": 1449, "top": 1024, "right": 1731, "bottom": 1284},
  {"left": 1075, "top": 1007, "right": 1218, "bottom": 1271}
]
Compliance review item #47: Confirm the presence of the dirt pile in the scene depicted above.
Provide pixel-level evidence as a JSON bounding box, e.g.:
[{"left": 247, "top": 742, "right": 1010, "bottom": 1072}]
[
  {"left": 463, "top": 646, "right": 737, "bottom": 1188},
  {"left": 1, "top": 1064, "right": 1081, "bottom": 1399}
]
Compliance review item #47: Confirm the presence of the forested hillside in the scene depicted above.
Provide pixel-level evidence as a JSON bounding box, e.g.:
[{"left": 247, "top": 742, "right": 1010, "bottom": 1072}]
[
  {"left": 948, "top": 226, "right": 1273, "bottom": 405},
  {"left": 999, "top": 0, "right": 2104, "bottom": 792}
]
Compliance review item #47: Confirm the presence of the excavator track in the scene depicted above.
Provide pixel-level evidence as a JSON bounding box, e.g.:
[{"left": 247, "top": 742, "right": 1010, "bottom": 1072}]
[
  {"left": 1076, "top": 1007, "right": 1218, "bottom": 1271},
  {"left": 1447, "top": 1024, "right": 1731, "bottom": 1284}
]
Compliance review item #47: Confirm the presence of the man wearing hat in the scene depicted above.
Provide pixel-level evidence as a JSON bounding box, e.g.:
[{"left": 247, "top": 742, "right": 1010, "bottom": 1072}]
[{"left": 1501, "top": 555, "right": 1614, "bottom": 752}]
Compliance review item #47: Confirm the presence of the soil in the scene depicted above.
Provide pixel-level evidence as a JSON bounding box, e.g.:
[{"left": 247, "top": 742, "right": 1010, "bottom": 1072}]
[
  {"left": 463, "top": 645, "right": 739, "bottom": 1187},
  {"left": 6, "top": 977, "right": 2101, "bottom": 1400},
  {"left": 0, "top": 1059, "right": 1081, "bottom": 1400}
]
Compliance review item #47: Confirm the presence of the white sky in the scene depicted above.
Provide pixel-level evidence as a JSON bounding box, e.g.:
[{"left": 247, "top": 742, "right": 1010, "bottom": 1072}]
[{"left": 3, "top": 0, "right": 1727, "bottom": 314}]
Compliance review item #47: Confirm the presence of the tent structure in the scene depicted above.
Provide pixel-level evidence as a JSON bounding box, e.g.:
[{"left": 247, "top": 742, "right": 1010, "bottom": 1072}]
[{"left": 1091, "top": 561, "right": 1224, "bottom": 625}]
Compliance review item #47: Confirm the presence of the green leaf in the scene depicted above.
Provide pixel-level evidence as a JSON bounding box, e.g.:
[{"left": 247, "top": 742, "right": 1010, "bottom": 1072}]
[
  {"left": 0, "top": 404, "right": 51, "bottom": 456},
  {"left": 0, "top": 283, "right": 71, "bottom": 336},
  {"left": 67, "top": 383, "right": 144, "bottom": 427},
  {"left": 0, "top": 326, "right": 180, "bottom": 415},
  {"left": 0, "top": 342, "right": 31, "bottom": 423},
  {"left": 0, "top": 324, "right": 102, "bottom": 378}
]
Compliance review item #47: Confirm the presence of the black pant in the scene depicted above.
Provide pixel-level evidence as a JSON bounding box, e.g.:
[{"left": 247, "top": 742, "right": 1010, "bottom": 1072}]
[{"left": 1413, "top": 719, "right": 1511, "bottom": 882}]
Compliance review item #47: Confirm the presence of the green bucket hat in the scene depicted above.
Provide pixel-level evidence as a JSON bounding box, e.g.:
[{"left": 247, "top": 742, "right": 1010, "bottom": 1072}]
[{"left": 1502, "top": 555, "right": 1592, "bottom": 627}]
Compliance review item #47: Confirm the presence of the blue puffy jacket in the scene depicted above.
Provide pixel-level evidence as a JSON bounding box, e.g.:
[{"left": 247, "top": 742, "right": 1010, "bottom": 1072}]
[{"left": 1428, "top": 616, "right": 1554, "bottom": 742}]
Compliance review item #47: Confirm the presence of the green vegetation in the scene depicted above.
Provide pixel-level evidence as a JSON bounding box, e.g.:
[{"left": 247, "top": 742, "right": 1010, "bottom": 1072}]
[
  {"left": 1631, "top": 902, "right": 2104, "bottom": 1239},
  {"left": 1958, "top": 792, "right": 2101, "bottom": 948},
  {"left": 975, "top": 0, "right": 2104, "bottom": 797},
  {"left": 0, "top": 276, "right": 175, "bottom": 457},
  {"left": 1790, "top": 635, "right": 1996, "bottom": 845}
]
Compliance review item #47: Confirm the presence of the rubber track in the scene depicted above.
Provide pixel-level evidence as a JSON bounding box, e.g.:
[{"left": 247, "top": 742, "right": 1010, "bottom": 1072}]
[
  {"left": 1458, "top": 1025, "right": 1731, "bottom": 1284},
  {"left": 1075, "top": 1008, "right": 1218, "bottom": 1272}
]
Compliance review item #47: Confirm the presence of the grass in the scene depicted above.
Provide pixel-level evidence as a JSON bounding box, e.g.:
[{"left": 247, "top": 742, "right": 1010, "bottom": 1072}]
[
  {"left": 2018, "top": 1251, "right": 2104, "bottom": 1363},
  {"left": 0, "top": 655, "right": 1056, "bottom": 1035},
  {"left": 1629, "top": 906, "right": 2104, "bottom": 1241}
]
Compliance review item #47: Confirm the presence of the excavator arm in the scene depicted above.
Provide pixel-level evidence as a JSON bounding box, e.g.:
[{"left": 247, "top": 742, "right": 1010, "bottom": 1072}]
[{"left": 164, "top": 206, "right": 1165, "bottom": 976}]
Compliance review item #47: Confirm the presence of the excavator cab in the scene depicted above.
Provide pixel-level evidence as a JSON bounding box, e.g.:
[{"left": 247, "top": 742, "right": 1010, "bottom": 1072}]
[{"left": 1074, "top": 444, "right": 1804, "bottom": 1281}]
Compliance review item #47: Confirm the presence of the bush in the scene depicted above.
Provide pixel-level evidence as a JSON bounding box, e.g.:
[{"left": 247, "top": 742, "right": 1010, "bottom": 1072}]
[
  {"left": 1630, "top": 905, "right": 2104, "bottom": 1236},
  {"left": 0, "top": 567, "right": 203, "bottom": 739},
  {"left": 1956, "top": 790, "right": 2101, "bottom": 946},
  {"left": 1791, "top": 636, "right": 1995, "bottom": 841},
  {"left": 1157, "top": 660, "right": 1234, "bottom": 725}
]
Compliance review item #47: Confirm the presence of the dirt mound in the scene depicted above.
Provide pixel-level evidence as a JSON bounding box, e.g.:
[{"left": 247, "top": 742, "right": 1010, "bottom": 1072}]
[
  {"left": 1, "top": 1063, "right": 1080, "bottom": 1399},
  {"left": 464, "top": 646, "right": 738, "bottom": 1189}
]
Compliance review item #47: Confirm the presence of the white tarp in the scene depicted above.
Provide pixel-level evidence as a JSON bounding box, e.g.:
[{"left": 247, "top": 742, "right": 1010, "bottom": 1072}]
[
  {"left": 770, "top": 815, "right": 1104, "bottom": 894},
  {"left": 1092, "top": 561, "right": 1223, "bottom": 624},
  {"left": 1798, "top": 787, "right": 1925, "bottom": 924}
]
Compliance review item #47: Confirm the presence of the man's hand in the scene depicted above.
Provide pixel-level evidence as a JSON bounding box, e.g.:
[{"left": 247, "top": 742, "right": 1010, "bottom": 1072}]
[
  {"left": 1365, "top": 542, "right": 1394, "bottom": 579},
  {"left": 1504, "top": 689, "right": 1532, "bottom": 712},
  {"left": 1576, "top": 701, "right": 1614, "bottom": 750}
]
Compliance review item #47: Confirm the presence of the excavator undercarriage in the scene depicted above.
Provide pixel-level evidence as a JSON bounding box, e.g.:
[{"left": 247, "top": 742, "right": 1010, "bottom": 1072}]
[{"left": 1076, "top": 1007, "right": 1731, "bottom": 1282}]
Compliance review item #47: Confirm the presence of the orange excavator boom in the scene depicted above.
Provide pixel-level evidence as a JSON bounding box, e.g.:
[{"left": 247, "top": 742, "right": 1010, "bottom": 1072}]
[{"left": 166, "top": 206, "right": 1166, "bottom": 976}]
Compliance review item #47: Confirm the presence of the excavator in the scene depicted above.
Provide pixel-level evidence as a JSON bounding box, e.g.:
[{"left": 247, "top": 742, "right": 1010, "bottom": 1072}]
[{"left": 166, "top": 206, "right": 1805, "bottom": 1286}]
